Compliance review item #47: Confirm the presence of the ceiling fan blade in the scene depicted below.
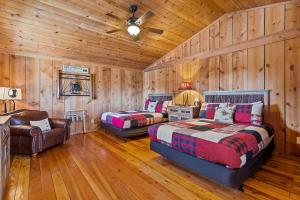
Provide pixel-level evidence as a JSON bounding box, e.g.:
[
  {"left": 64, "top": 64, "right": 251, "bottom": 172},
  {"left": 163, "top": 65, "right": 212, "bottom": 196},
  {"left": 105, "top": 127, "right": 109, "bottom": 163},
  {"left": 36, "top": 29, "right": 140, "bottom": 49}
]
[
  {"left": 106, "top": 29, "right": 122, "bottom": 34},
  {"left": 145, "top": 27, "right": 164, "bottom": 35},
  {"left": 135, "top": 11, "right": 154, "bottom": 25},
  {"left": 106, "top": 13, "right": 121, "bottom": 21}
]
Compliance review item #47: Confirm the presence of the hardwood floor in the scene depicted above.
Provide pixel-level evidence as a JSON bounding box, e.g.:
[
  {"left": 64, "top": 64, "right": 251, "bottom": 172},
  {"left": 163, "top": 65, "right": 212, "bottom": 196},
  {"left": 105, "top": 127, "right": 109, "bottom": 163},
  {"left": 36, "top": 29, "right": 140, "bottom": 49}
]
[{"left": 4, "top": 130, "right": 300, "bottom": 200}]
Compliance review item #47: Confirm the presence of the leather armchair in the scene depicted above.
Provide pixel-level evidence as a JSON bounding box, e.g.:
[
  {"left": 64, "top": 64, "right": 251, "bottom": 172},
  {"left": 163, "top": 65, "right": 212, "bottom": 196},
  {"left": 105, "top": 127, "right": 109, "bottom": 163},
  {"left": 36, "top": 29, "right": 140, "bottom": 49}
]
[{"left": 9, "top": 110, "right": 71, "bottom": 156}]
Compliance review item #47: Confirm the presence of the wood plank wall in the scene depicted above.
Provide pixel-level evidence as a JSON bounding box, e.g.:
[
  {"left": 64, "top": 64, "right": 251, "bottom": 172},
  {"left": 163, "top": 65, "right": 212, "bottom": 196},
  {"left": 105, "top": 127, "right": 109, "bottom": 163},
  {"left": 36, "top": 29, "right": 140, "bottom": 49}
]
[
  {"left": 143, "top": 1, "right": 300, "bottom": 155},
  {"left": 0, "top": 53, "right": 143, "bottom": 134}
]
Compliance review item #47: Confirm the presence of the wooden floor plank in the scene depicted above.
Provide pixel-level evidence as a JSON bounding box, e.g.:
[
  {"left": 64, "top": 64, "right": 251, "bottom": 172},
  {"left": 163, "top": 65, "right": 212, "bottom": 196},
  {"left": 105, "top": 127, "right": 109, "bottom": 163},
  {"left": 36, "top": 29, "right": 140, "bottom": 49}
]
[
  {"left": 46, "top": 151, "right": 71, "bottom": 200},
  {"left": 28, "top": 157, "right": 43, "bottom": 200},
  {"left": 4, "top": 155, "right": 22, "bottom": 200},
  {"left": 39, "top": 149, "right": 57, "bottom": 200},
  {"left": 52, "top": 148, "right": 84, "bottom": 200},
  {"left": 55, "top": 146, "right": 100, "bottom": 200},
  {"left": 70, "top": 154, "right": 114, "bottom": 200},
  {"left": 14, "top": 156, "right": 30, "bottom": 200},
  {"left": 4, "top": 130, "right": 300, "bottom": 200},
  {"left": 71, "top": 134, "right": 181, "bottom": 200}
]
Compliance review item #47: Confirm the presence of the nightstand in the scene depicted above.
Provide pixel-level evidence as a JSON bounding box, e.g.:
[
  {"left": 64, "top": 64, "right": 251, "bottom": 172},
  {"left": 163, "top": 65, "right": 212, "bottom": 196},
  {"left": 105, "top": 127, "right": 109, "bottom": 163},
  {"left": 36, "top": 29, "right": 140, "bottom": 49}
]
[{"left": 168, "top": 105, "right": 200, "bottom": 122}]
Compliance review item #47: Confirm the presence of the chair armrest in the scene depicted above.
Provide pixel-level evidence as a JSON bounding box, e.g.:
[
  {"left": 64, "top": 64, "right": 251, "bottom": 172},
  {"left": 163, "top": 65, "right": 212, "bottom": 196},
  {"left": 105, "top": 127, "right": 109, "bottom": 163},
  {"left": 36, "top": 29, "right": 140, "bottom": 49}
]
[
  {"left": 49, "top": 118, "right": 72, "bottom": 141},
  {"left": 10, "top": 125, "right": 41, "bottom": 137},
  {"left": 49, "top": 118, "right": 71, "bottom": 129}
]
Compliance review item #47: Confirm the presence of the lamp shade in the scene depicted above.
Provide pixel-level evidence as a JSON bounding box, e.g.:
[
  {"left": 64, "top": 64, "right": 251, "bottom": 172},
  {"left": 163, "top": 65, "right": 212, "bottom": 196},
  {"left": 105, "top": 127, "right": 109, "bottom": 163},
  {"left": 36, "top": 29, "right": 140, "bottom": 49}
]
[
  {"left": 178, "top": 81, "right": 193, "bottom": 91},
  {"left": 127, "top": 24, "right": 141, "bottom": 36},
  {"left": 2, "top": 87, "right": 22, "bottom": 100},
  {"left": 0, "top": 87, "right": 5, "bottom": 100}
]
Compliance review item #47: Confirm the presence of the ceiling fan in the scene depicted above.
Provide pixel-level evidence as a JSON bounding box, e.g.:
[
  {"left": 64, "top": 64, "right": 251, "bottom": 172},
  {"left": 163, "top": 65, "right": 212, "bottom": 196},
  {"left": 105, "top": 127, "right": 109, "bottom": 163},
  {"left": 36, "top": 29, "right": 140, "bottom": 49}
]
[{"left": 106, "top": 4, "right": 164, "bottom": 41}]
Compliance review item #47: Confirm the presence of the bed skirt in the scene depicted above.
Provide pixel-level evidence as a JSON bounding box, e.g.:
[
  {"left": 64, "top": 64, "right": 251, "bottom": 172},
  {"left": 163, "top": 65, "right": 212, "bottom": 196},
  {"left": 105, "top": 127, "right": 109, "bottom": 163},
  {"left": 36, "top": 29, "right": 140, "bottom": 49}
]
[
  {"left": 150, "top": 139, "right": 275, "bottom": 188},
  {"left": 101, "top": 121, "right": 149, "bottom": 138}
]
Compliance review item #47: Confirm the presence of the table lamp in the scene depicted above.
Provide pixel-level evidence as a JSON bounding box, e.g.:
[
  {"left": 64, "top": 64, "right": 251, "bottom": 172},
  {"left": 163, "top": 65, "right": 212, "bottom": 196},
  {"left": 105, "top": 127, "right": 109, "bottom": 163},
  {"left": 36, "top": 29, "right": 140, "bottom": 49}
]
[
  {"left": 178, "top": 81, "right": 192, "bottom": 106},
  {"left": 0, "top": 87, "right": 5, "bottom": 112},
  {"left": 0, "top": 87, "right": 22, "bottom": 113}
]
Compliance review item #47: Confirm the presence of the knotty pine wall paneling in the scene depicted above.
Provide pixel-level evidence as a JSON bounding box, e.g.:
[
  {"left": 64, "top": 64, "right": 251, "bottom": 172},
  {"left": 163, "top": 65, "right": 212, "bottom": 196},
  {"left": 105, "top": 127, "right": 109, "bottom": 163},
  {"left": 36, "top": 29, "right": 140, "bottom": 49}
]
[
  {"left": 0, "top": 54, "right": 143, "bottom": 135},
  {"left": 0, "top": 54, "right": 10, "bottom": 111},
  {"left": 232, "top": 50, "right": 248, "bottom": 90},
  {"left": 265, "top": 42, "right": 285, "bottom": 154},
  {"left": 285, "top": 38, "right": 300, "bottom": 155},
  {"left": 208, "top": 56, "right": 220, "bottom": 91},
  {"left": 143, "top": 1, "right": 300, "bottom": 154}
]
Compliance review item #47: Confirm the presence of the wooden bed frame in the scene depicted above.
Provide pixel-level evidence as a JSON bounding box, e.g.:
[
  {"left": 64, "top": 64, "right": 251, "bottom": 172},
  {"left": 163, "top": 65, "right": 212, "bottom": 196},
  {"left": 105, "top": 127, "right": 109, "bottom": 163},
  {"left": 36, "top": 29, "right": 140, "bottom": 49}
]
[
  {"left": 101, "top": 93, "right": 173, "bottom": 138},
  {"left": 150, "top": 90, "right": 274, "bottom": 190}
]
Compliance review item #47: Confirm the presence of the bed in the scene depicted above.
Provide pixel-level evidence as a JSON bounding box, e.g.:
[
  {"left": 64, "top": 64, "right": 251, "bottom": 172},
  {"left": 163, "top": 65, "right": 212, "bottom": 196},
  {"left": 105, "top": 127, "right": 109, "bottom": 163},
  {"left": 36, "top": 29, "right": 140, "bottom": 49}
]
[
  {"left": 101, "top": 93, "right": 173, "bottom": 138},
  {"left": 149, "top": 90, "right": 274, "bottom": 189}
]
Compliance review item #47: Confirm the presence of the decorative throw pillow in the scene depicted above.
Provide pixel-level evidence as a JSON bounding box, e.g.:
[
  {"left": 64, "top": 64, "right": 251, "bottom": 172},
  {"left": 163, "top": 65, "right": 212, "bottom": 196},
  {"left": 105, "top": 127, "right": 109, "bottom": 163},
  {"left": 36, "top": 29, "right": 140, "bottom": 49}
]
[
  {"left": 30, "top": 118, "right": 51, "bottom": 132},
  {"left": 155, "top": 101, "right": 164, "bottom": 113},
  {"left": 199, "top": 103, "right": 227, "bottom": 119},
  {"left": 147, "top": 101, "right": 158, "bottom": 112},
  {"left": 162, "top": 100, "right": 172, "bottom": 113},
  {"left": 155, "top": 100, "right": 172, "bottom": 113},
  {"left": 234, "top": 102, "right": 263, "bottom": 125},
  {"left": 143, "top": 99, "right": 150, "bottom": 110},
  {"left": 214, "top": 105, "right": 235, "bottom": 124}
]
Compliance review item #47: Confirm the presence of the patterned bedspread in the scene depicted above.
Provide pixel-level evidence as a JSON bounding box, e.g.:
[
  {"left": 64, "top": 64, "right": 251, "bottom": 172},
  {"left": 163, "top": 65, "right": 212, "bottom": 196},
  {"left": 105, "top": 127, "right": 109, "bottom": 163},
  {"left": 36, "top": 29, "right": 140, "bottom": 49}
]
[
  {"left": 101, "top": 111, "right": 167, "bottom": 129},
  {"left": 148, "top": 119, "right": 274, "bottom": 169}
]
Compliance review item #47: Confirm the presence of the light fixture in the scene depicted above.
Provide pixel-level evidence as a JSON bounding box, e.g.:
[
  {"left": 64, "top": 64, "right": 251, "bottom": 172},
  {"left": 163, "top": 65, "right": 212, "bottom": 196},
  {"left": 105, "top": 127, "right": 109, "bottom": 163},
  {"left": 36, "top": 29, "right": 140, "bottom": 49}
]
[
  {"left": 178, "top": 82, "right": 193, "bottom": 106},
  {"left": 178, "top": 82, "right": 193, "bottom": 91},
  {"left": 127, "top": 23, "right": 141, "bottom": 36},
  {"left": 0, "top": 87, "right": 22, "bottom": 113}
]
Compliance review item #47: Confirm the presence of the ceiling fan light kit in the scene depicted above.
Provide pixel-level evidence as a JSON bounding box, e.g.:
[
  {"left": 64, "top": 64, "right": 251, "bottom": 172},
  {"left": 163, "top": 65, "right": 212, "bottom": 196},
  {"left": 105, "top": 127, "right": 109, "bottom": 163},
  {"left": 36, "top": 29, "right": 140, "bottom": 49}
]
[
  {"left": 106, "top": 4, "right": 164, "bottom": 40},
  {"left": 127, "top": 24, "right": 141, "bottom": 36}
]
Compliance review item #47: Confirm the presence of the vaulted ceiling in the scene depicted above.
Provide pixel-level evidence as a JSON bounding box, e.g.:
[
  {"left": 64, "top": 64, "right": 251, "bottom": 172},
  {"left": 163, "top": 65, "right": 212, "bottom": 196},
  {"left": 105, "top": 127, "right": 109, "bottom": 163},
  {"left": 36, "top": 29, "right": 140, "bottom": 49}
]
[{"left": 0, "top": 0, "right": 285, "bottom": 69}]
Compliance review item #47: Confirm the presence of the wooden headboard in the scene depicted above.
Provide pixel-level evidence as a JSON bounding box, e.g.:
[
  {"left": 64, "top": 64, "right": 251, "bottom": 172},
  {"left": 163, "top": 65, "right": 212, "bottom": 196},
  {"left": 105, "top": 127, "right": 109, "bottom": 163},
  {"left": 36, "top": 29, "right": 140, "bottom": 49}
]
[
  {"left": 203, "top": 90, "right": 270, "bottom": 106},
  {"left": 148, "top": 93, "right": 173, "bottom": 101}
]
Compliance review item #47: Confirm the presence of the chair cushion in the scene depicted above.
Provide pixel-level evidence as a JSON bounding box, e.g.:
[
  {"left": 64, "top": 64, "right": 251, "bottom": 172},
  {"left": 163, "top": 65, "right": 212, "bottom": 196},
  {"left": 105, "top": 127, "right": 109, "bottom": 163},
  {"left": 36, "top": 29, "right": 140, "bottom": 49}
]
[{"left": 42, "top": 128, "right": 65, "bottom": 150}]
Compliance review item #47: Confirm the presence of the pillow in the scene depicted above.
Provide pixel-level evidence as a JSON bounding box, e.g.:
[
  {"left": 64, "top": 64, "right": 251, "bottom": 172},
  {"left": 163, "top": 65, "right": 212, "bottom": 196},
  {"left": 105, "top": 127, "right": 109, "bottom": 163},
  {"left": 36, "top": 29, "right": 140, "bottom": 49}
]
[
  {"left": 155, "top": 101, "right": 164, "bottom": 113},
  {"left": 214, "top": 105, "right": 235, "bottom": 124},
  {"left": 234, "top": 102, "right": 263, "bottom": 125},
  {"left": 147, "top": 101, "right": 158, "bottom": 112},
  {"left": 143, "top": 99, "right": 150, "bottom": 110},
  {"left": 162, "top": 100, "right": 172, "bottom": 113},
  {"left": 155, "top": 100, "right": 172, "bottom": 113},
  {"left": 200, "top": 103, "right": 227, "bottom": 119},
  {"left": 30, "top": 118, "right": 51, "bottom": 132}
]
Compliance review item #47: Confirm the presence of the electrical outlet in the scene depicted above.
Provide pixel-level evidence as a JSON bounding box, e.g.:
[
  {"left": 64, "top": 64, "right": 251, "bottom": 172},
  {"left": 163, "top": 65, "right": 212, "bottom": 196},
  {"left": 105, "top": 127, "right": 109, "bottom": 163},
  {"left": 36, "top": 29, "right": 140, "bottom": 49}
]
[
  {"left": 297, "top": 137, "right": 300, "bottom": 144},
  {"left": 91, "top": 119, "right": 94, "bottom": 124}
]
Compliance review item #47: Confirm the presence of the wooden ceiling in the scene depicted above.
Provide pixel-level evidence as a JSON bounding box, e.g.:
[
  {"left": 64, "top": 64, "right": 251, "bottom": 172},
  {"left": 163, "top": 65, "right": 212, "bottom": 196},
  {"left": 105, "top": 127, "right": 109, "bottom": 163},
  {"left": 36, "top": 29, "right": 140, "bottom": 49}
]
[{"left": 0, "top": 0, "right": 285, "bottom": 69}]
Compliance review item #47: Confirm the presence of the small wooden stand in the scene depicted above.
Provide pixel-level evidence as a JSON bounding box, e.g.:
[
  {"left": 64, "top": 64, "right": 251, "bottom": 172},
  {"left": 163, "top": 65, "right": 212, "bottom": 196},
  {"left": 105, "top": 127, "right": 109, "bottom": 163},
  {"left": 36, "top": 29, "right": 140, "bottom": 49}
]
[{"left": 64, "top": 110, "right": 87, "bottom": 133}]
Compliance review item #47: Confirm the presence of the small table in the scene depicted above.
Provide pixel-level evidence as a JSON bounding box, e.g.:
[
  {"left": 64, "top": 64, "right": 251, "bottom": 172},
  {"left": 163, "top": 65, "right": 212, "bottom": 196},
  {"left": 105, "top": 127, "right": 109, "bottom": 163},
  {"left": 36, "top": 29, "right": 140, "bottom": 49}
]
[
  {"left": 64, "top": 110, "right": 86, "bottom": 133},
  {"left": 168, "top": 105, "right": 200, "bottom": 122}
]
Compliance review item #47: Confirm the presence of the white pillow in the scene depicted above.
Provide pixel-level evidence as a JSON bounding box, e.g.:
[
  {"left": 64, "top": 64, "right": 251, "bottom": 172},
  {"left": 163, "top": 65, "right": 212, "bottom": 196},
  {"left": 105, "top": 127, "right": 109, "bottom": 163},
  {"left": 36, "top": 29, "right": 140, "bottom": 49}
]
[
  {"left": 147, "top": 101, "right": 158, "bottom": 112},
  {"left": 214, "top": 105, "right": 235, "bottom": 124},
  {"left": 162, "top": 100, "right": 172, "bottom": 113},
  {"left": 30, "top": 118, "right": 51, "bottom": 132}
]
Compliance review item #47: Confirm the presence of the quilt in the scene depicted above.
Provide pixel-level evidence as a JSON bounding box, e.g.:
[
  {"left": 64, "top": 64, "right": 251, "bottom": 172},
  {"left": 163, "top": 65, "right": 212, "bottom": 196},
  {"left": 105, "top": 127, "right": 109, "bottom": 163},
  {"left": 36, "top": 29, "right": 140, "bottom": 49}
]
[
  {"left": 148, "top": 119, "right": 273, "bottom": 169},
  {"left": 101, "top": 111, "right": 167, "bottom": 129}
]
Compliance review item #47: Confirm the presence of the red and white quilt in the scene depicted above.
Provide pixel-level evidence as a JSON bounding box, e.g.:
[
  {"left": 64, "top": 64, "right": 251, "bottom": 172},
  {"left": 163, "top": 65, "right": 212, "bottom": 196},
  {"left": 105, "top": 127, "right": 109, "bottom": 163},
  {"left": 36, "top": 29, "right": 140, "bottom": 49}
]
[
  {"left": 101, "top": 111, "right": 167, "bottom": 129},
  {"left": 148, "top": 119, "right": 273, "bottom": 169}
]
